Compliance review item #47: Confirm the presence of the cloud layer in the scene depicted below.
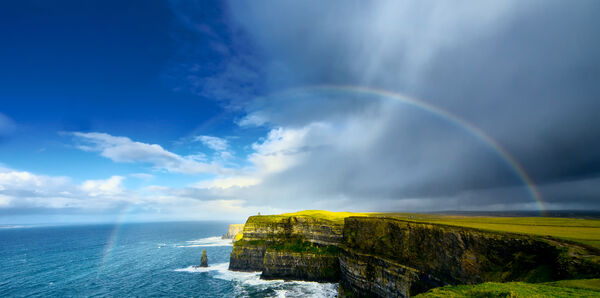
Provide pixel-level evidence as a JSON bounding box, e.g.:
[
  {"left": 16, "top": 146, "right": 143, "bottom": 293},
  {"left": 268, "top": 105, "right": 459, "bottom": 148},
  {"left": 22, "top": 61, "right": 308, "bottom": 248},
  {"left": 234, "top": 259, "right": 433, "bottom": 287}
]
[
  {"left": 0, "top": 166, "right": 262, "bottom": 222},
  {"left": 72, "top": 132, "right": 227, "bottom": 174},
  {"left": 5, "top": 1, "right": 600, "bottom": 222},
  {"left": 168, "top": 0, "right": 600, "bottom": 211}
]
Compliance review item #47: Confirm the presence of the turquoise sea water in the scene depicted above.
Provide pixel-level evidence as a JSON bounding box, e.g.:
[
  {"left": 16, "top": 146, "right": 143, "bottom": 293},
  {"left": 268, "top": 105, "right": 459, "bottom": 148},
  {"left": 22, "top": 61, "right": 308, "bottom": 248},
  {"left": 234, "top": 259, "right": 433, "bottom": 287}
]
[{"left": 0, "top": 222, "right": 337, "bottom": 297}]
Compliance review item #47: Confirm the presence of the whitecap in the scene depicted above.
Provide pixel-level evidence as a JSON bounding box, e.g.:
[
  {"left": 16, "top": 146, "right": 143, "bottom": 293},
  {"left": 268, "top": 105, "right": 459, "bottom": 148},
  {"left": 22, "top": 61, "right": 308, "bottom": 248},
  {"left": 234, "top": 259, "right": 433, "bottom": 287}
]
[
  {"left": 175, "top": 262, "right": 338, "bottom": 298},
  {"left": 0, "top": 225, "right": 26, "bottom": 229},
  {"left": 174, "top": 262, "right": 230, "bottom": 273},
  {"left": 175, "top": 236, "right": 233, "bottom": 248}
]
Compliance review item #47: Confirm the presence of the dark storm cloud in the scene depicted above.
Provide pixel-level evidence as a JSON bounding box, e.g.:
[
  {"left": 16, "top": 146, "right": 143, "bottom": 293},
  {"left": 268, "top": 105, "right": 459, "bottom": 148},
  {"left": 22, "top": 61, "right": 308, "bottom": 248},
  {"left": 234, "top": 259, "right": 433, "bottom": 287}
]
[{"left": 176, "top": 0, "right": 600, "bottom": 210}]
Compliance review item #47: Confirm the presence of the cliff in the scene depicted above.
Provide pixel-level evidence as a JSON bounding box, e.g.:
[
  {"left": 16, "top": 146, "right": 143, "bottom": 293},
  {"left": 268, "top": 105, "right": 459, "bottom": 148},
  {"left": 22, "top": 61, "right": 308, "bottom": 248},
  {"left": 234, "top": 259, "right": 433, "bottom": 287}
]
[
  {"left": 222, "top": 224, "right": 244, "bottom": 240},
  {"left": 229, "top": 211, "right": 600, "bottom": 297},
  {"left": 229, "top": 213, "right": 343, "bottom": 281},
  {"left": 340, "top": 217, "right": 600, "bottom": 297}
]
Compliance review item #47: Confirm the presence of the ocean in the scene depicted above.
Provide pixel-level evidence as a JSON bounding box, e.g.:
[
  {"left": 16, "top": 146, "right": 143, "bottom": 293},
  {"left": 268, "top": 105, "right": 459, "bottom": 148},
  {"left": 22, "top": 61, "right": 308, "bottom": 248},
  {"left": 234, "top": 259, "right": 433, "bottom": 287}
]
[{"left": 0, "top": 222, "right": 338, "bottom": 297}]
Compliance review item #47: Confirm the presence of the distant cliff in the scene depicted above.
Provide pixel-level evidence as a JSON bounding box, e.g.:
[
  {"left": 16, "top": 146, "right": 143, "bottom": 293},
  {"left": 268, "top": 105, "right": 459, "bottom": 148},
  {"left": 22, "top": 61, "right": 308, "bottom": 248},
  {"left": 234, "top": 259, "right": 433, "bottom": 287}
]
[
  {"left": 229, "top": 212, "right": 600, "bottom": 297},
  {"left": 229, "top": 214, "right": 342, "bottom": 281},
  {"left": 222, "top": 224, "right": 244, "bottom": 240}
]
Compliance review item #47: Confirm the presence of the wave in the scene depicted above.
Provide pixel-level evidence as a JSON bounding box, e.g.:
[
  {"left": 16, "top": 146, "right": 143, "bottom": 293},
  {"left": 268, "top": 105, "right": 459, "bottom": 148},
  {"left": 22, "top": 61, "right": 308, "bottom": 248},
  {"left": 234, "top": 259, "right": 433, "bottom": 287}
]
[
  {"left": 175, "top": 262, "right": 338, "bottom": 298},
  {"left": 174, "top": 262, "right": 230, "bottom": 273},
  {"left": 0, "top": 225, "right": 26, "bottom": 229},
  {"left": 175, "top": 236, "right": 233, "bottom": 248}
]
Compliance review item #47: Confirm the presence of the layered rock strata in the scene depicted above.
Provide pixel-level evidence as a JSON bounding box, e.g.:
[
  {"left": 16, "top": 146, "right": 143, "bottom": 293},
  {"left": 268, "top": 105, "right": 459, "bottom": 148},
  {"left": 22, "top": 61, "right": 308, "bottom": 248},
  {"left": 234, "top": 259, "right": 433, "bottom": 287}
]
[
  {"left": 229, "top": 214, "right": 600, "bottom": 297},
  {"left": 229, "top": 215, "right": 343, "bottom": 282}
]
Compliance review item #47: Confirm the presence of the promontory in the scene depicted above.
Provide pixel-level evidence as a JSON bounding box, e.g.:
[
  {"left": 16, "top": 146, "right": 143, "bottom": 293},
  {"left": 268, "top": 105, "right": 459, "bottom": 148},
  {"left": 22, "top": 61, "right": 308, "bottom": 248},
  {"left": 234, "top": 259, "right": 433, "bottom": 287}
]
[{"left": 228, "top": 210, "right": 600, "bottom": 297}]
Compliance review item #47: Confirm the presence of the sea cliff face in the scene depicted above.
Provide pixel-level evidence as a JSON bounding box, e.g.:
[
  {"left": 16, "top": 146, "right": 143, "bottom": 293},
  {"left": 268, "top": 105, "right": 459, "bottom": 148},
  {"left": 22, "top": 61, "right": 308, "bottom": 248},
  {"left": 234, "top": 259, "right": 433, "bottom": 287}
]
[
  {"left": 340, "top": 217, "right": 600, "bottom": 297},
  {"left": 229, "top": 215, "right": 343, "bottom": 281},
  {"left": 229, "top": 214, "right": 600, "bottom": 297},
  {"left": 238, "top": 215, "right": 344, "bottom": 245},
  {"left": 262, "top": 250, "right": 340, "bottom": 282}
]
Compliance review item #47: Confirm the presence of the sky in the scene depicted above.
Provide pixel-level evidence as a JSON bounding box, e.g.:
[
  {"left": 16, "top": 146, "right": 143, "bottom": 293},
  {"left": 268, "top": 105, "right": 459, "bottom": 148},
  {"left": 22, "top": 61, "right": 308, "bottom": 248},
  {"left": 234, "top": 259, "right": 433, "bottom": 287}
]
[{"left": 1, "top": 0, "right": 599, "bottom": 224}]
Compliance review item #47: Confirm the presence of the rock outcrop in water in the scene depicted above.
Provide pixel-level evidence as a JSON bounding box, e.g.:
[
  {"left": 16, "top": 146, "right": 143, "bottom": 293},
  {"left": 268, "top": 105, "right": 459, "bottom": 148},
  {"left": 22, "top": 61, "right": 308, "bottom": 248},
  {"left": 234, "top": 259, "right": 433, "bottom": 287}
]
[
  {"left": 222, "top": 224, "right": 244, "bottom": 240},
  {"left": 229, "top": 213, "right": 600, "bottom": 297},
  {"left": 200, "top": 249, "right": 208, "bottom": 267}
]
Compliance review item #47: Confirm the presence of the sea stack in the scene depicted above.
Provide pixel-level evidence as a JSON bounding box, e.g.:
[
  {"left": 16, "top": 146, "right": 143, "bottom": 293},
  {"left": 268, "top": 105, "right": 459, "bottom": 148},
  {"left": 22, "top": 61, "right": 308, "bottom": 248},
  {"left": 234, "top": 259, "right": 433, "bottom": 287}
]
[{"left": 200, "top": 249, "right": 208, "bottom": 267}]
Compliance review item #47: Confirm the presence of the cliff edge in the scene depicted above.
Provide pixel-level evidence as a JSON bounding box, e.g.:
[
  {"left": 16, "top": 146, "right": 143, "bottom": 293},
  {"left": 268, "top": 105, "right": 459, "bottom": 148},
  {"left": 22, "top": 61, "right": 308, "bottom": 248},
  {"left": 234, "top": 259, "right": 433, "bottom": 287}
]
[{"left": 229, "top": 211, "right": 600, "bottom": 297}]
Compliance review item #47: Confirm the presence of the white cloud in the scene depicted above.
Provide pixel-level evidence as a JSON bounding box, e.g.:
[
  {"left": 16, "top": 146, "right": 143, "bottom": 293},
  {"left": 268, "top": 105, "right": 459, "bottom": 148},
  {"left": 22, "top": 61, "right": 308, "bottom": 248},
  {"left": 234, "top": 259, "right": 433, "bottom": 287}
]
[
  {"left": 72, "top": 132, "right": 226, "bottom": 174},
  {"left": 0, "top": 168, "right": 125, "bottom": 209},
  {"left": 195, "top": 135, "right": 228, "bottom": 151},
  {"left": 237, "top": 113, "right": 268, "bottom": 127},
  {"left": 80, "top": 176, "right": 125, "bottom": 197},
  {"left": 248, "top": 126, "right": 314, "bottom": 174},
  {"left": 130, "top": 173, "right": 154, "bottom": 180},
  {"left": 0, "top": 168, "right": 70, "bottom": 193},
  {"left": 189, "top": 125, "right": 314, "bottom": 190},
  {"left": 0, "top": 194, "right": 12, "bottom": 207},
  {"left": 194, "top": 176, "right": 260, "bottom": 189},
  {"left": 0, "top": 167, "right": 258, "bottom": 220}
]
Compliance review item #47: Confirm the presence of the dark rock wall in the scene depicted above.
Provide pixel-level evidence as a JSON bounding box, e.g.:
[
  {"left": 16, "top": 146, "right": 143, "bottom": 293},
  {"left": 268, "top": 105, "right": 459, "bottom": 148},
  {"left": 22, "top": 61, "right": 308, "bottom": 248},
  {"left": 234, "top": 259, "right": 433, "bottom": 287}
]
[
  {"left": 339, "top": 249, "right": 422, "bottom": 298},
  {"left": 262, "top": 249, "right": 340, "bottom": 282},
  {"left": 229, "top": 214, "right": 344, "bottom": 279},
  {"left": 229, "top": 244, "right": 266, "bottom": 272},
  {"left": 229, "top": 215, "right": 600, "bottom": 297},
  {"left": 340, "top": 217, "right": 600, "bottom": 297},
  {"left": 240, "top": 215, "right": 344, "bottom": 245}
]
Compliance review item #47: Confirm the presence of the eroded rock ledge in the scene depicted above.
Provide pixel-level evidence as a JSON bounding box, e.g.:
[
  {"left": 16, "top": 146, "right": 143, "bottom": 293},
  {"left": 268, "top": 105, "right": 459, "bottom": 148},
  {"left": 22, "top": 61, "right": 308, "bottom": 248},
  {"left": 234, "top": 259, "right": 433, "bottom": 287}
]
[{"left": 229, "top": 213, "right": 600, "bottom": 297}]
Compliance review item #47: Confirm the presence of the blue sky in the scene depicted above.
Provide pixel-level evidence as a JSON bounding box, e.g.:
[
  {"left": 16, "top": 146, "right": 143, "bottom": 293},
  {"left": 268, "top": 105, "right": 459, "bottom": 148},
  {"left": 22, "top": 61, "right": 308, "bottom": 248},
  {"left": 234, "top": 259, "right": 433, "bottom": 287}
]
[
  {"left": 0, "top": 0, "right": 261, "bottom": 184},
  {"left": 1, "top": 0, "right": 600, "bottom": 224}
]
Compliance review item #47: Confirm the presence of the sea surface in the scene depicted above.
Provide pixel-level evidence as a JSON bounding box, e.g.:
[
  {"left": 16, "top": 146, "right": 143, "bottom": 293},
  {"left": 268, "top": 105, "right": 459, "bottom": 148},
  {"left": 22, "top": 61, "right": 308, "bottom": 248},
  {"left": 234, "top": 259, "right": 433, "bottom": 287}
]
[{"left": 0, "top": 222, "right": 337, "bottom": 297}]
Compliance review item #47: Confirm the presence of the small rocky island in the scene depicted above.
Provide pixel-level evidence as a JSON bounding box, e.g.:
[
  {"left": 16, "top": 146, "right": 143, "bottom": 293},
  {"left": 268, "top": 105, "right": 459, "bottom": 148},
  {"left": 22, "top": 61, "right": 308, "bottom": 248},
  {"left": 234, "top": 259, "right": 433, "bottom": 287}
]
[
  {"left": 200, "top": 249, "right": 208, "bottom": 267},
  {"left": 227, "top": 210, "right": 600, "bottom": 297}
]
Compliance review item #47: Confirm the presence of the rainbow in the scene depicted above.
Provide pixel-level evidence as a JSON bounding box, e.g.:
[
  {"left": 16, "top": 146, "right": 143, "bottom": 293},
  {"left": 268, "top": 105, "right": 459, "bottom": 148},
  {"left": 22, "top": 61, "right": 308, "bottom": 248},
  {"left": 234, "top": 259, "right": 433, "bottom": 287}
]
[
  {"left": 100, "top": 205, "right": 134, "bottom": 269},
  {"left": 285, "top": 85, "right": 545, "bottom": 214}
]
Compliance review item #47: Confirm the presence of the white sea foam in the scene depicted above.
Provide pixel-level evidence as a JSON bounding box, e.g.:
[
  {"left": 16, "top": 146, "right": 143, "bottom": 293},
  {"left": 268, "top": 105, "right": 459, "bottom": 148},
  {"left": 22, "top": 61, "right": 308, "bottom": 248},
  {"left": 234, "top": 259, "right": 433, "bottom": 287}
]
[
  {"left": 174, "top": 262, "right": 230, "bottom": 273},
  {"left": 175, "top": 262, "right": 338, "bottom": 298},
  {"left": 0, "top": 225, "right": 26, "bottom": 229},
  {"left": 175, "top": 236, "right": 233, "bottom": 248}
]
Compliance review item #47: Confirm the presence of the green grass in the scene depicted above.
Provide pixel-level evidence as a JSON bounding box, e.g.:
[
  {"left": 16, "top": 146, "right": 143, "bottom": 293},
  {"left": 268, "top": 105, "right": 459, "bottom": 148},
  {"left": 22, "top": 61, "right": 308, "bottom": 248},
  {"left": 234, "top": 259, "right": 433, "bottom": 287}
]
[
  {"left": 364, "top": 213, "right": 600, "bottom": 250},
  {"left": 544, "top": 279, "right": 600, "bottom": 291},
  {"left": 251, "top": 210, "right": 600, "bottom": 249},
  {"left": 415, "top": 279, "right": 600, "bottom": 297},
  {"left": 279, "top": 210, "right": 373, "bottom": 224},
  {"left": 234, "top": 237, "right": 340, "bottom": 255}
]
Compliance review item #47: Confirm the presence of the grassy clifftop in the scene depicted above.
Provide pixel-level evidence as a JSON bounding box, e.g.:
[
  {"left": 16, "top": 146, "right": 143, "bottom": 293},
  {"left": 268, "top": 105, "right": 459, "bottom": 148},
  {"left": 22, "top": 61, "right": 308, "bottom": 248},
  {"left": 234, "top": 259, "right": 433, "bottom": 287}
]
[
  {"left": 229, "top": 210, "right": 352, "bottom": 279},
  {"left": 246, "top": 210, "right": 600, "bottom": 249},
  {"left": 231, "top": 210, "right": 600, "bottom": 296},
  {"left": 375, "top": 213, "right": 600, "bottom": 250},
  {"left": 415, "top": 279, "right": 600, "bottom": 297}
]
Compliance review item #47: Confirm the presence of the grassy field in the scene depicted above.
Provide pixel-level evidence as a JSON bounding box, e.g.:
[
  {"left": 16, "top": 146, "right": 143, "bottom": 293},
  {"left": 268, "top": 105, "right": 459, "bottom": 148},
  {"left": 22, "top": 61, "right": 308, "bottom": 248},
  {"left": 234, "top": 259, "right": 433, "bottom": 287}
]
[
  {"left": 279, "top": 210, "right": 373, "bottom": 224},
  {"left": 371, "top": 213, "right": 600, "bottom": 249},
  {"left": 258, "top": 210, "right": 600, "bottom": 249},
  {"left": 414, "top": 279, "right": 600, "bottom": 297}
]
